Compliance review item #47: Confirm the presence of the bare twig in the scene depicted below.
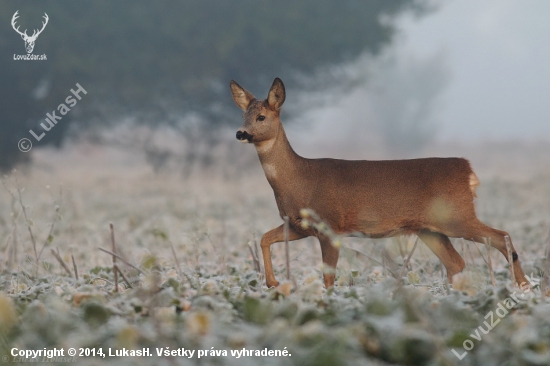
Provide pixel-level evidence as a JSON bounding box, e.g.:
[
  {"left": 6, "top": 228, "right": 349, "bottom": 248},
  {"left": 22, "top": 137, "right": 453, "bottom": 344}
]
[
  {"left": 204, "top": 232, "right": 226, "bottom": 272},
  {"left": 71, "top": 254, "right": 79, "bottom": 281},
  {"left": 343, "top": 246, "right": 396, "bottom": 275},
  {"left": 473, "top": 239, "right": 496, "bottom": 286},
  {"left": 248, "top": 242, "right": 261, "bottom": 273},
  {"left": 284, "top": 216, "right": 290, "bottom": 280},
  {"left": 505, "top": 235, "right": 516, "bottom": 286},
  {"left": 460, "top": 239, "right": 466, "bottom": 265},
  {"left": 3, "top": 177, "right": 63, "bottom": 271},
  {"left": 98, "top": 247, "right": 144, "bottom": 274},
  {"left": 171, "top": 243, "right": 189, "bottom": 284},
  {"left": 463, "top": 238, "right": 477, "bottom": 269},
  {"left": 170, "top": 242, "right": 195, "bottom": 287},
  {"left": 50, "top": 248, "right": 72, "bottom": 277},
  {"left": 3, "top": 175, "right": 38, "bottom": 263},
  {"left": 18, "top": 190, "right": 37, "bottom": 262},
  {"left": 37, "top": 186, "right": 62, "bottom": 262},
  {"left": 482, "top": 238, "right": 497, "bottom": 287},
  {"left": 396, "top": 237, "right": 407, "bottom": 268},
  {"left": 397, "top": 237, "right": 419, "bottom": 285},
  {"left": 382, "top": 246, "right": 399, "bottom": 279},
  {"left": 254, "top": 237, "right": 262, "bottom": 273},
  {"left": 2, "top": 235, "right": 10, "bottom": 271},
  {"left": 472, "top": 240, "right": 488, "bottom": 266},
  {"left": 170, "top": 242, "right": 184, "bottom": 281},
  {"left": 8, "top": 198, "right": 21, "bottom": 271},
  {"left": 114, "top": 264, "right": 132, "bottom": 289},
  {"left": 110, "top": 223, "right": 118, "bottom": 292},
  {"left": 540, "top": 229, "right": 550, "bottom": 297}
]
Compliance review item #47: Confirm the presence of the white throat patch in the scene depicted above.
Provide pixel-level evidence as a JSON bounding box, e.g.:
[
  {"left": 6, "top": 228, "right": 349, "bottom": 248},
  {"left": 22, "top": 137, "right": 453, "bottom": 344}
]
[
  {"left": 262, "top": 163, "right": 277, "bottom": 179},
  {"left": 256, "top": 139, "right": 275, "bottom": 154}
]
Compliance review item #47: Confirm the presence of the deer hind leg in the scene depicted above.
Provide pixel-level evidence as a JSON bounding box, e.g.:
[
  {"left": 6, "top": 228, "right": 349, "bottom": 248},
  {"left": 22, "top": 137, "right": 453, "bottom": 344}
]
[
  {"left": 260, "top": 224, "right": 306, "bottom": 288},
  {"left": 418, "top": 229, "right": 465, "bottom": 283},
  {"left": 443, "top": 219, "right": 529, "bottom": 287},
  {"left": 318, "top": 236, "right": 340, "bottom": 288}
]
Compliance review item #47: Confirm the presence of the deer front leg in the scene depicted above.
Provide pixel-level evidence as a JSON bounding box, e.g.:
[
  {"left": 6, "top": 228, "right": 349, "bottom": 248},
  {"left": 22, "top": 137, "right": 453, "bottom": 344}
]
[
  {"left": 260, "top": 224, "right": 306, "bottom": 288},
  {"left": 318, "top": 236, "right": 340, "bottom": 288}
]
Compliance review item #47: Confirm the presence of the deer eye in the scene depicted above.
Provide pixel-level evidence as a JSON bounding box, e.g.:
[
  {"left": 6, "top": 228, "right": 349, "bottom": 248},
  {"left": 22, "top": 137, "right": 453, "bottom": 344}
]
[{"left": 257, "top": 115, "right": 265, "bottom": 122}]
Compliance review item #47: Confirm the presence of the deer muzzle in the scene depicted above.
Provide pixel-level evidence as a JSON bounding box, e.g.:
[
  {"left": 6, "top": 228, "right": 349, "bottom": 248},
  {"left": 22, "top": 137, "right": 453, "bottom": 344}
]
[{"left": 236, "top": 130, "right": 253, "bottom": 143}]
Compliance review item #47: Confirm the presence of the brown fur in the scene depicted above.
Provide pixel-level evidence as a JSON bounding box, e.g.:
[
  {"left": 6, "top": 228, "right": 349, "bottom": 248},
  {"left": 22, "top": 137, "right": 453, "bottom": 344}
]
[{"left": 230, "top": 78, "right": 529, "bottom": 289}]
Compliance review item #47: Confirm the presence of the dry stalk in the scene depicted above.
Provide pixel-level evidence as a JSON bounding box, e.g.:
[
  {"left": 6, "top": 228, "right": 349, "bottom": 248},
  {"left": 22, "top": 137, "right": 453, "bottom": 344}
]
[
  {"left": 37, "top": 186, "right": 62, "bottom": 262},
  {"left": 3, "top": 175, "right": 38, "bottom": 263},
  {"left": 397, "top": 237, "right": 419, "bottom": 285},
  {"left": 344, "top": 246, "right": 397, "bottom": 277},
  {"left": 396, "top": 238, "right": 407, "bottom": 269},
  {"left": 2, "top": 176, "right": 63, "bottom": 270},
  {"left": 170, "top": 242, "right": 184, "bottom": 281},
  {"left": 114, "top": 264, "right": 132, "bottom": 289},
  {"left": 50, "top": 248, "right": 72, "bottom": 277},
  {"left": 17, "top": 190, "right": 37, "bottom": 262},
  {"left": 482, "top": 238, "right": 497, "bottom": 287},
  {"left": 37, "top": 209, "right": 60, "bottom": 262},
  {"left": 1, "top": 236, "right": 9, "bottom": 272},
  {"left": 381, "top": 246, "right": 399, "bottom": 279},
  {"left": 460, "top": 239, "right": 466, "bottom": 265},
  {"left": 541, "top": 228, "right": 550, "bottom": 298},
  {"left": 98, "top": 247, "right": 144, "bottom": 274},
  {"left": 504, "top": 235, "right": 516, "bottom": 286},
  {"left": 110, "top": 223, "right": 118, "bottom": 292},
  {"left": 248, "top": 242, "right": 261, "bottom": 273},
  {"left": 71, "top": 254, "right": 79, "bottom": 281},
  {"left": 8, "top": 198, "right": 21, "bottom": 271},
  {"left": 170, "top": 242, "right": 196, "bottom": 287},
  {"left": 466, "top": 239, "right": 477, "bottom": 270},
  {"left": 284, "top": 216, "right": 290, "bottom": 280},
  {"left": 8, "top": 232, "right": 15, "bottom": 272},
  {"left": 254, "top": 238, "right": 262, "bottom": 273}
]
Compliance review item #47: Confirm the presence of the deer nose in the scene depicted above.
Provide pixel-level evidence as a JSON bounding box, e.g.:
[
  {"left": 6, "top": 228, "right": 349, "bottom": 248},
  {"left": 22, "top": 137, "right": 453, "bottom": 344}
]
[{"left": 236, "top": 130, "right": 253, "bottom": 142}]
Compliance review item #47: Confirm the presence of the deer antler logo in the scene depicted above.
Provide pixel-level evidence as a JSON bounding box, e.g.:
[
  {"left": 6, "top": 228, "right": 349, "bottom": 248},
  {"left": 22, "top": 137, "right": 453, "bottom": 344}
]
[{"left": 11, "top": 10, "right": 49, "bottom": 54}]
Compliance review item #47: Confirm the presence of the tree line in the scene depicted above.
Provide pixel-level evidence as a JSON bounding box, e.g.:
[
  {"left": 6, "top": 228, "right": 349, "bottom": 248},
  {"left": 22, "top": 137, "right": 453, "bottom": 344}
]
[{"left": 0, "top": 0, "right": 429, "bottom": 171}]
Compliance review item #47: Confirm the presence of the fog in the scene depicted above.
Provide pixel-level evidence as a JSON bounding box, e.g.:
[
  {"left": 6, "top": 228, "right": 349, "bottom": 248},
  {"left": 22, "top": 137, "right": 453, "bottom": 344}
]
[
  {"left": 290, "top": 0, "right": 550, "bottom": 154},
  {"left": 3, "top": 1, "right": 549, "bottom": 177}
]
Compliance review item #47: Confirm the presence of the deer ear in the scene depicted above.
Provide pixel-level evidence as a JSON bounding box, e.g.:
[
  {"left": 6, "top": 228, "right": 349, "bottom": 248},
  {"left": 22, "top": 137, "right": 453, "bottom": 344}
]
[
  {"left": 230, "top": 80, "right": 255, "bottom": 111},
  {"left": 267, "top": 78, "right": 285, "bottom": 111}
]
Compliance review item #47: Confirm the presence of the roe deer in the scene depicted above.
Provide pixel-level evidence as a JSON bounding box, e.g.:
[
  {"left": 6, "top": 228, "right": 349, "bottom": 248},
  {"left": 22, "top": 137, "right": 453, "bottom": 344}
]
[{"left": 230, "top": 77, "right": 529, "bottom": 289}]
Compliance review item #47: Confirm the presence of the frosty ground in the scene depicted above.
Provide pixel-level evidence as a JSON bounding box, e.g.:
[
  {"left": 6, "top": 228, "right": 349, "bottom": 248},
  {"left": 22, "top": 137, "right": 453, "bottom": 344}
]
[{"left": 1, "top": 140, "right": 550, "bottom": 366}]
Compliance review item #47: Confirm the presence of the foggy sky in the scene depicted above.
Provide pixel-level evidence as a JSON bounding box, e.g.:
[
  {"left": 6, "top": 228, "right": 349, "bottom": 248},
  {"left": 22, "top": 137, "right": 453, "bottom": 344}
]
[
  {"left": 398, "top": 0, "right": 550, "bottom": 141},
  {"left": 290, "top": 0, "right": 550, "bottom": 151}
]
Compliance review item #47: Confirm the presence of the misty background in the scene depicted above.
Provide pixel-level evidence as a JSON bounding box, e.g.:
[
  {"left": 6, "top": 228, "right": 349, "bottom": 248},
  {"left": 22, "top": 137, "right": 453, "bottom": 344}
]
[{"left": 1, "top": 0, "right": 549, "bottom": 177}]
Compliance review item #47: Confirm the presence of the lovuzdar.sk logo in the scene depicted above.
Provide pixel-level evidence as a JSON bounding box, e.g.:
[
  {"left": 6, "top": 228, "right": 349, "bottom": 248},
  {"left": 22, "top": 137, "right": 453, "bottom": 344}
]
[{"left": 11, "top": 10, "right": 48, "bottom": 61}]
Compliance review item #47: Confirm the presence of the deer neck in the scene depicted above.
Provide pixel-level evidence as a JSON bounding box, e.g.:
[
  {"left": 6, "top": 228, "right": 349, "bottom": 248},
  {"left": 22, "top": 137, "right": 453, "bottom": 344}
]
[{"left": 254, "top": 123, "right": 302, "bottom": 184}]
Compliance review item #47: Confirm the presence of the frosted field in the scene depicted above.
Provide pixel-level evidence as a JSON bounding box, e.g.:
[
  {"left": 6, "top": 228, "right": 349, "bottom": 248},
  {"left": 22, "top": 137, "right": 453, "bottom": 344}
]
[{"left": 1, "top": 141, "right": 550, "bottom": 365}]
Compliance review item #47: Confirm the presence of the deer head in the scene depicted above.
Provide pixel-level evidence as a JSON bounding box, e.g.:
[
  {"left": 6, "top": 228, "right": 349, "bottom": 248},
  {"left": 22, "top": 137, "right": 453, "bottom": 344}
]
[
  {"left": 11, "top": 11, "right": 49, "bottom": 54},
  {"left": 231, "top": 78, "right": 286, "bottom": 144}
]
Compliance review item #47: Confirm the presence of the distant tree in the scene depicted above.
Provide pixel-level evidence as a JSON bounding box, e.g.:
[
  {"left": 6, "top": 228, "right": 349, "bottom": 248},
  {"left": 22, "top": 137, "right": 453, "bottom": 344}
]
[{"left": 0, "top": 0, "right": 431, "bottom": 171}]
